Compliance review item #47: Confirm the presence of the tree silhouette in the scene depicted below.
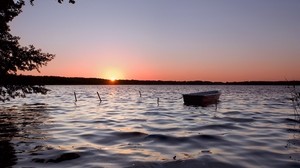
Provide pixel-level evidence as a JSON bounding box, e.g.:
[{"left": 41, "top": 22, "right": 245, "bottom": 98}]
[{"left": 0, "top": 0, "right": 75, "bottom": 102}]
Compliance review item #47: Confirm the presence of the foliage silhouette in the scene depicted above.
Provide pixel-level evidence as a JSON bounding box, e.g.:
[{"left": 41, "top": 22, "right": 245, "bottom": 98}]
[
  {"left": 289, "top": 85, "right": 300, "bottom": 121},
  {"left": 0, "top": 0, "right": 75, "bottom": 102}
]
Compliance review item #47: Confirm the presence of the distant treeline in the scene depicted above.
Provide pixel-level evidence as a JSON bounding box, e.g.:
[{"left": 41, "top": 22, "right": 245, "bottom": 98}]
[{"left": 2, "top": 75, "right": 300, "bottom": 85}]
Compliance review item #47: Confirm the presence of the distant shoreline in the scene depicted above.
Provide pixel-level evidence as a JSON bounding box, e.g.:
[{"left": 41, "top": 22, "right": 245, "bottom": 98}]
[{"left": 2, "top": 75, "right": 300, "bottom": 85}]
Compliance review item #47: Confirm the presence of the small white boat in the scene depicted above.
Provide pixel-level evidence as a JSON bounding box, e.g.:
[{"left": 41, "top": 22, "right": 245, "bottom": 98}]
[{"left": 182, "top": 90, "right": 221, "bottom": 106}]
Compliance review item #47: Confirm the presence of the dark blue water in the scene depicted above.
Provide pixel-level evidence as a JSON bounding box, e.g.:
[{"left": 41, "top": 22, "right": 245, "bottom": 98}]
[{"left": 0, "top": 85, "right": 299, "bottom": 168}]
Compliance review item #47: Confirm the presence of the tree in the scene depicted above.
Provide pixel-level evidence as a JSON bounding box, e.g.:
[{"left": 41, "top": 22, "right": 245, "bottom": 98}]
[{"left": 0, "top": 0, "right": 75, "bottom": 102}]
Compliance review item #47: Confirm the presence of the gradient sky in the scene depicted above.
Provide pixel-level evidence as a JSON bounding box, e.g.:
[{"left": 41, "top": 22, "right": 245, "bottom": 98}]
[{"left": 10, "top": 0, "right": 300, "bottom": 82}]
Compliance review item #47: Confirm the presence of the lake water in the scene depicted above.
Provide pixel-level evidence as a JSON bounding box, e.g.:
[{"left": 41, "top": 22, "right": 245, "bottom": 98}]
[{"left": 0, "top": 85, "right": 299, "bottom": 168}]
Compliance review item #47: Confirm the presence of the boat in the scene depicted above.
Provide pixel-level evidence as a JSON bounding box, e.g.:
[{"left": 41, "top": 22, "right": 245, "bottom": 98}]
[{"left": 182, "top": 90, "right": 221, "bottom": 106}]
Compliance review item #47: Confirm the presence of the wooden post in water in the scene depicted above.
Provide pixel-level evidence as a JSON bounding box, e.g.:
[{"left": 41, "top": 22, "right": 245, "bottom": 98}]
[
  {"left": 215, "top": 100, "right": 219, "bottom": 111},
  {"left": 97, "top": 92, "right": 102, "bottom": 103},
  {"left": 74, "top": 91, "right": 77, "bottom": 102},
  {"left": 139, "top": 91, "right": 142, "bottom": 97},
  {"left": 157, "top": 97, "right": 159, "bottom": 106}
]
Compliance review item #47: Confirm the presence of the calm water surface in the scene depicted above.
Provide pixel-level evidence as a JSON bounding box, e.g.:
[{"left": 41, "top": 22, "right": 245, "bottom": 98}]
[{"left": 0, "top": 85, "right": 299, "bottom": 168}]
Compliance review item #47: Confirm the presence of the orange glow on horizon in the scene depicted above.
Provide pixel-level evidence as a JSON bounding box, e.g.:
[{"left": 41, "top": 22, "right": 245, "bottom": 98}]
[{"left": 100, "top": 67, "right": 125, "bottom": 80}]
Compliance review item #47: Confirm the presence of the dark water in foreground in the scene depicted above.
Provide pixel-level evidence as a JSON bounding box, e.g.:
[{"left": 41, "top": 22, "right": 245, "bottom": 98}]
[{"left": 0, "top": 85, "right": 299, "bottom": 168}]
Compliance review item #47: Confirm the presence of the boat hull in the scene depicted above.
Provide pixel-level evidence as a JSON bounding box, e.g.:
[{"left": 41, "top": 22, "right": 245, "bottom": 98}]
[{"left": 182, "top": 91, "right": 221, "bottom": 106}]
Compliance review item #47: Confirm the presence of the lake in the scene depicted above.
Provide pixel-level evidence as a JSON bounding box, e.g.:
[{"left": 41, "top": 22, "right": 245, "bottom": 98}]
[{"left": 0, "top": 85, "right": 299, "bottom": 168}]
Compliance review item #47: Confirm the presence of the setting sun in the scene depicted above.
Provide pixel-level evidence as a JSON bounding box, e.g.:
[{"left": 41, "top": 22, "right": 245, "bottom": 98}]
[{"left": 101, "top": 67, "right": 124, "bottom": 81}]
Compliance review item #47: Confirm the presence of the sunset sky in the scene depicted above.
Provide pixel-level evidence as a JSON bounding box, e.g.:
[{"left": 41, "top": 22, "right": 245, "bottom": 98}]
[{"left": 10, "top": 0, "right": 300, "bottom": 82}]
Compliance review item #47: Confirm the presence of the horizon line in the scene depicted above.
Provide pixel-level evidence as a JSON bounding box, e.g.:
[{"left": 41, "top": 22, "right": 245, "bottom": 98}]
[{"left": 16, "top": 74, "right": 300, "bottom": 83}]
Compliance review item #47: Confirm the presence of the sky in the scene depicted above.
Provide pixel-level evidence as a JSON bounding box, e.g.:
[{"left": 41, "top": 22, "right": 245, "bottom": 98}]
[{"left": 10, "top": 0, "right": 300, "bottom": 82}]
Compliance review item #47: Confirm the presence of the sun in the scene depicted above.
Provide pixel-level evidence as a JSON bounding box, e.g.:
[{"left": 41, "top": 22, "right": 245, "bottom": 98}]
[
  {"left": 101, "top": 67, "right": 124, "bottom": 81},
  {"left": 110, "top": 77, "right": 116, "bottom": 82}
]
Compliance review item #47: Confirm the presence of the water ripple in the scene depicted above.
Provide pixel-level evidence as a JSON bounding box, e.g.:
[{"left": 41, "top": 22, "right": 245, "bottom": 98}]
[{"left": 1, "top": 85, "right": 299, "bottom": 168}]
